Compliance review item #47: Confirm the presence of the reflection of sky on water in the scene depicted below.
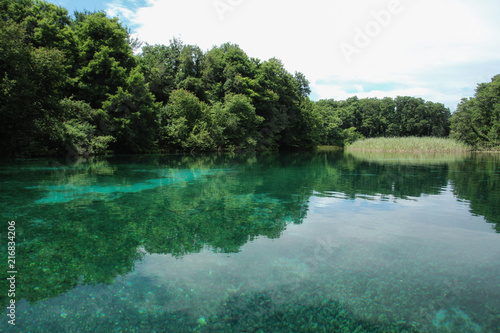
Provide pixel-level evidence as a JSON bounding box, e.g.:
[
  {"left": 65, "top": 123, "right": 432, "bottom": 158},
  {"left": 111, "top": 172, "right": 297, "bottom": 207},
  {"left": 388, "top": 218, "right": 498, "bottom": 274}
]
[
  {"left": 129, "top": 187, "right": 500, "bottom": 330},
  {"left": 309, "top": 183, "right": 493, "bottom": 234}
]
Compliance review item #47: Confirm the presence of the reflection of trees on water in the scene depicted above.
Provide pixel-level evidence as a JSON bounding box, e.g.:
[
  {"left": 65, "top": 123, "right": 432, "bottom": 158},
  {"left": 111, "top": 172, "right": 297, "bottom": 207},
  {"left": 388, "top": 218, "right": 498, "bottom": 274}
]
[
  {"left": 0, "top": 152, "right": 498, "bottom": 306},
  {"left": 448, "top": 153, "right": 500, "bottom": 233},
  {"left": 315, "top": 152, "right": 450, "bottom": 200},
  {"left": 341, "top": 151, "right": 500, "bottom": 233}
]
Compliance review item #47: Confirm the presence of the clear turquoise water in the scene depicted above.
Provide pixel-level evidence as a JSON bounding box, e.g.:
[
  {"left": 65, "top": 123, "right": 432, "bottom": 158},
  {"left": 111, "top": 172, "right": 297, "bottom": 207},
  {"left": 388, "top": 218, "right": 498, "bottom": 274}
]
[{"left": 1, "top": 152, "right": 499, "bottom": 332}]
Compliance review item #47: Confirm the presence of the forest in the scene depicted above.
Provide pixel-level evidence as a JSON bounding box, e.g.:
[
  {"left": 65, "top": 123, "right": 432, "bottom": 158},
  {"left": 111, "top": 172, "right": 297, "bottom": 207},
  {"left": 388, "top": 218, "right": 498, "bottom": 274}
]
[{"left": 1, "top": 0, "right": 498, "bottom": 157}]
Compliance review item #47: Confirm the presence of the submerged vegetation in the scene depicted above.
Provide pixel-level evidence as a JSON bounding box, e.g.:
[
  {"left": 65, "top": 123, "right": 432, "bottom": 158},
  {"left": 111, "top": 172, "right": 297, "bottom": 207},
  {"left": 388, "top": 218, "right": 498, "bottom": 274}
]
[
  {"left": 347, "top": 137, "right": 471, "bottom": 152},
  {"left": 207, "top": 291, "right": 419, "bottom": 332}
]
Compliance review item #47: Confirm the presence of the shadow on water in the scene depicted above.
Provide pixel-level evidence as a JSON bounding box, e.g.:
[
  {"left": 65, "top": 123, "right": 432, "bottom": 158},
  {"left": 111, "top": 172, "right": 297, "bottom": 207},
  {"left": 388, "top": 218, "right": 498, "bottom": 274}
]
[{"left": 0, "top": 151, "right": 499, "bottom": 332}]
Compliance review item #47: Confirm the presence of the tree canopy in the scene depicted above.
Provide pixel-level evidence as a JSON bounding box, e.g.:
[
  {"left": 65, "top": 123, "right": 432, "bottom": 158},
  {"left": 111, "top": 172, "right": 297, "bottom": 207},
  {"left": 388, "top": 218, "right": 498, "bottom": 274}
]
[
  {"left": 450, "top": 75, "right": 500, "bottom": 149},
  {"left": 1, "top": 0, "right": 488, "bottom": 158}
]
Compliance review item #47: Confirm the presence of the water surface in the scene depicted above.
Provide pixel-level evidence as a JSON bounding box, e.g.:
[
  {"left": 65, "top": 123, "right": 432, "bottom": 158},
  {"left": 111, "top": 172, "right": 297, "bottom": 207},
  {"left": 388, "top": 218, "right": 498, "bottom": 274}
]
[{"left": 1, "top": 152, "right": 499, "bottom": 332}]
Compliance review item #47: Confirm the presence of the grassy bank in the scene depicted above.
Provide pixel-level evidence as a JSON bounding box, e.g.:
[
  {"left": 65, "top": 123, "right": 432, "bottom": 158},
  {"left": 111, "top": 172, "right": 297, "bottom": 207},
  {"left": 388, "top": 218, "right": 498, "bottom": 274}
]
[
  {"left": 346, "top": 137, "right": 471, "bottom": 152},
  {"left": 345, "top": 150, "right": 470, "bottom": 165}
]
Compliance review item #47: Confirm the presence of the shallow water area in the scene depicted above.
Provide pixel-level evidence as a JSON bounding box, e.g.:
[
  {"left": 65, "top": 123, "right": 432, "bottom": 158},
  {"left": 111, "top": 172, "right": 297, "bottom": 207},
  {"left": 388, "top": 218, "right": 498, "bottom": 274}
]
[{"left": 1, "top": 152, "right": 499, "bottom": 332}]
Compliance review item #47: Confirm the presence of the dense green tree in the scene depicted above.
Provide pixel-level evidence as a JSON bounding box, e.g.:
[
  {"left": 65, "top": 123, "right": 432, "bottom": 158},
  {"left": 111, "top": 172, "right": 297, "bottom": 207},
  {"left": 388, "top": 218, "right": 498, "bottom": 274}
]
[
  {"left": 221, "top": 94, "right": 264, "bottom": 150},
  {"left": 0, "top": 0, "right": 75, "bottom": 156},
  {"left": 314, "top": 97, "right": 364, "bottom": 146},
  {"left": 0, "top": 0, "right": 77, "bottom": 68},
  {"left": 0, "top": 20, "right": 68, "bottom": 156},
  {"left": 337, "top": 97, "right": 363, "bottom": 130},
  {"left": 294, "top": 71, "right": 312, "bottom": 97},
  {"left": 59, "top": 98, "right": 115, "bottom": 156},
  {"left": 175, "top": 44, "right": 205, "bottom": 99},
  {"left": 451, "top": 75, "right": 500, "bottom": 148},
  {"left": 393, "top": 97, "right": 450, "bottom": 137},
  {"left": 0, "top": 1, "right": 164, "bottom": 156},
  {"left": 312, "top": 95, "right": 450, "bottom": 146},
  {"left": 359, "top": 98, "right": 387, "bottom": 137},
  {"left": 291, "top": 98, "right": 322, "bottom": 149},
  {"left": 313, "top": 100, "right": 343, "bottom": 146},
  {"left": 102, "top": 67, "right": 160, "bottom": 153},
  {"left": 75, "top": 45, "right": 128, "bottom": 109},
  {"left": 395, "top": 96, "right": 422, "bottom": 136},
  {"left": 199, "top": 47, "right": 223, "bottom": 99},
  {"left": 74, "top": 11, "right": 133, "bottom": 66},
  {"left": 0, "top": 21, "right": 36, "bottom": 156},
  {"left": 73, "top": 11, "right": 135, "bottom": 108},
  {"left": 71, "top": 11, "right": 160, "bottom": 153},
  {"left": 450, "top": 98, "right": 477, "bottom": 145},
  {"left": 253, "top": 58, "right": 312, "bottom": 149},
  {"left": 218, "top": 43, "right": 257, "bottom": 96},
  {"left": 139, "top": 41, "right": 182, "bottom": 104},
  {"left": 160, "top": 89, "right": 214, "bottom": 151},
  {"left": 425, "top": 101, "right": 451, "bottom": 137}
]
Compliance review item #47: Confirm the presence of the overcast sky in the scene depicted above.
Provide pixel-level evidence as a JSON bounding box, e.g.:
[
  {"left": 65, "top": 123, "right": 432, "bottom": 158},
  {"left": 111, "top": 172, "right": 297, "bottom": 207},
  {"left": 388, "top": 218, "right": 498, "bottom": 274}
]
[{"left": 56, "top": 0, "right": 500, "bottom": 111}]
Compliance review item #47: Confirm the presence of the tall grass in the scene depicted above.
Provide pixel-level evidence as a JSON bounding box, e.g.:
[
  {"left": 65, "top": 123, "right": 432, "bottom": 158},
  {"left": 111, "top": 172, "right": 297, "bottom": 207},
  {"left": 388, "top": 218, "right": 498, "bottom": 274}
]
[
  {"left": 346, "top": 137, "right": 471, "bottom": 152},
  {"left": 345, "top": 150, "right": 470, "bottom": 165}
]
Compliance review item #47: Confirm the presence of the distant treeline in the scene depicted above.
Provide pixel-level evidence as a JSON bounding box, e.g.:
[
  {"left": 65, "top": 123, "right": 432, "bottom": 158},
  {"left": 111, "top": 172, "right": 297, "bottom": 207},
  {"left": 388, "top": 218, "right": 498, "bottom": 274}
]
[{"left": 0, "top": 0, "right": 498, "bottom": 157}]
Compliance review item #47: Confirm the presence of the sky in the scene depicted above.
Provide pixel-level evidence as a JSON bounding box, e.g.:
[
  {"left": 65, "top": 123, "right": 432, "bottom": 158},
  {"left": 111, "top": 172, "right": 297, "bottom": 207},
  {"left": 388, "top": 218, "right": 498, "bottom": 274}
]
[{"left": 54, "top": 0, "right": 500, "bottom": 111}]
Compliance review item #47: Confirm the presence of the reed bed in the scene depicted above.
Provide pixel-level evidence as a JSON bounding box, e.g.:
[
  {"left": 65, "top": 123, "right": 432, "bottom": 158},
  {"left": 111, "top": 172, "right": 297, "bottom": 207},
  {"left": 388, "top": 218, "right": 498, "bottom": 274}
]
[{"left": 346, "top": 137, "right": 471, "bottom": 152}]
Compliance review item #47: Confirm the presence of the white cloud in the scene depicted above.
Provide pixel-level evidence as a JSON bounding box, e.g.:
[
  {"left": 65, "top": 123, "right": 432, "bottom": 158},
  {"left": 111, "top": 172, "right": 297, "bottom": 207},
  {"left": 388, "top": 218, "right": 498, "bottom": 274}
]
[
  {"left": 106, "top": 2, "right": 134, "bottom": 21},
  {"left": 126, "top": 0, "right": 500, "bottom": 110}
]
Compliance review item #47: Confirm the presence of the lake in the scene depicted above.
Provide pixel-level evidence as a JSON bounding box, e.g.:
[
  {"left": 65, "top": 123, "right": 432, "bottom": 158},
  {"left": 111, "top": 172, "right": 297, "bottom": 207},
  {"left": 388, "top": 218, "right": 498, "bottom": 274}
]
[{"left": 1, "top": 151, "right": 499, "bottom": 332}]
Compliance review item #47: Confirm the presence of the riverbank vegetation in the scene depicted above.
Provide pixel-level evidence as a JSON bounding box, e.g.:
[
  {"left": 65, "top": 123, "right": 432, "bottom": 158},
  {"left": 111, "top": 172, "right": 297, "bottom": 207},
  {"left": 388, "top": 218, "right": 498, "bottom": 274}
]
[
  {"left": 345, "top": 150, "right": 471, "bottom": 166},
  {"left": 450, "top": 75, "right": 500, "bottom": 150},
  {"left": 346, "top": 137, "right": 471, "bottom": 152},
  {"left": 1, "top": 1, "right": 499, "bottom": 157}
]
